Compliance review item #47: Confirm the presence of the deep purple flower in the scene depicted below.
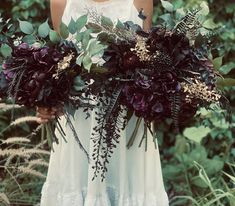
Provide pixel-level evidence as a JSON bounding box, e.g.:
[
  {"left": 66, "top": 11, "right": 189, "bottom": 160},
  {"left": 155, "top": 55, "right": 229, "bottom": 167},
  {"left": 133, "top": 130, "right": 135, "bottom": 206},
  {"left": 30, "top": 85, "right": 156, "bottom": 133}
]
[
  {"left": 135, "top": 78, "right": 152, "bottom": 89},
  {"left": 152, "top": 102, "right": 164, "bottom": 113}
]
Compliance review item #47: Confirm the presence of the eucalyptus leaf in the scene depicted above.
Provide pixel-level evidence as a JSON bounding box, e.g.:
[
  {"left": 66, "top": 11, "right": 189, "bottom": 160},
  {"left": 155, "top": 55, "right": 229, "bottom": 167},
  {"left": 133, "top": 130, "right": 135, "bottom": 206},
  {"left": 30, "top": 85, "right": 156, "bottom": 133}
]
[
  {"left": 82, "top": 54, "right": 92, "bottom": 72},
  {"left": 0, "top": 43, "right": 12, "bottom": 57},
  {"left": 160, "top": 0, "right": 174, "bottom": 12},
  {"left": 101, "top": 16, "right": 113, "bottom": 27},
  {"left": 49, "top": 29, "right": 61, "bottom": 43},
  {"left": 116, "top": 20, "right": 125, "bottom": 30},
  {"left": 76, "top": 55, "right": 84, "bottom": 66},
  {"left": 82, "top": 29, "right": 92, "bottom": 49},
  {"left": 59, "top": 22, "right": 69, "bottom": 39},
  {"left": 68, "top": 18, "right": 78, "bottom": 34},
  {"left": 18, "top": 19, "right": 34, "bottom": 34},
  {"left": 87, "top": 39, "right": 106, "bottom": 56},
  {"left": 86, "top": 22, "right": 102, "bottom": 33},
  {"left": 73, "top": 76, "right": 85, "bottom": 91},
  {"left": 38, "top": 19, "right": 50, "bottom": 38},
  {"left": 22, "top": 34, "right": 37, "bottom": 44},
  {"left": 76, "top": 15, "right": 88, "bottom": 32}
]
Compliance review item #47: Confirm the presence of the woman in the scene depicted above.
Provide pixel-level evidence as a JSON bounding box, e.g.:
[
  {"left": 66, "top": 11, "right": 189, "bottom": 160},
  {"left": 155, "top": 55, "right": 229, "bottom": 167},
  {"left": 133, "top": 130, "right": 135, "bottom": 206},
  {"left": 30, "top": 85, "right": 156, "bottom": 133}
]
[{"left": 38, "top": 0, "right": 169, "bottom": 205}]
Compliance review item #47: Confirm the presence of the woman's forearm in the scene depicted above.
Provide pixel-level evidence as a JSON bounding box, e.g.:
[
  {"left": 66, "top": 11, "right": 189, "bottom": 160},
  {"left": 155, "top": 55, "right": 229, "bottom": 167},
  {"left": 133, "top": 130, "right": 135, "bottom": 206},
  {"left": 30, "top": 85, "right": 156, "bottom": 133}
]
[
  {"left": 134, "top": 0, "right": 153, "bottom": 31},
  {"left": 50, "top": 0, "right": 67, "bottom": 32}
]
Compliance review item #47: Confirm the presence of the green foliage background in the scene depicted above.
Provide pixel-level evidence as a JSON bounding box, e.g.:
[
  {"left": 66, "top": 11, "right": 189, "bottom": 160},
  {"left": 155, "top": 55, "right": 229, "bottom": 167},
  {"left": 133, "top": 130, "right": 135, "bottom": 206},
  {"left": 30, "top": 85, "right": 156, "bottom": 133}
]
[{"left": 0, "top": 0, "right": 235, "bottom": 205}]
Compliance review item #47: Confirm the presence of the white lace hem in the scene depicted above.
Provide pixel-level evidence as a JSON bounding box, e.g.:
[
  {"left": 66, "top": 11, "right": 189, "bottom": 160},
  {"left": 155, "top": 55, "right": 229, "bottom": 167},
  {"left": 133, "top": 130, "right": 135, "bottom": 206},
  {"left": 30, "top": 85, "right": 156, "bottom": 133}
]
[{"left": 40, "top": 182, "right": 169, "bottom": 206}]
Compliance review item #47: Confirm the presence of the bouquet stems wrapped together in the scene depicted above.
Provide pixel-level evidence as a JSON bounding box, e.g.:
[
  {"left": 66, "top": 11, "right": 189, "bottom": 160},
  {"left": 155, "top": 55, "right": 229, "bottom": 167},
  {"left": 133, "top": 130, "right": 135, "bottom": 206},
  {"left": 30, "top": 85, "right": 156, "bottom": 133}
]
[{"left": 0, "top": 10, "right": 229, "bottom": 180}]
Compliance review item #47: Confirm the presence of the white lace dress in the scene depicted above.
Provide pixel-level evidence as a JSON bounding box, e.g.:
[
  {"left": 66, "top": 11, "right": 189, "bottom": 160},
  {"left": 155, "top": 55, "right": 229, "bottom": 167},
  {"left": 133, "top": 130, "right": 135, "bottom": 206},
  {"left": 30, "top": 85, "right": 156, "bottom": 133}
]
[{"left": 40, "top": 0, "right": 169, "bottom": 205}]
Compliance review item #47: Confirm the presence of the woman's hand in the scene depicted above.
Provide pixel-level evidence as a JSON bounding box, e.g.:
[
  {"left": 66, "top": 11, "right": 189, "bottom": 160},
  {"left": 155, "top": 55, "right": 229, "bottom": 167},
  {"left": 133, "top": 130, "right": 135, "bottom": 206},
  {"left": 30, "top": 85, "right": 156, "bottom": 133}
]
[{"left": 36, "top": 105, "right": 64, "bottom": 124}]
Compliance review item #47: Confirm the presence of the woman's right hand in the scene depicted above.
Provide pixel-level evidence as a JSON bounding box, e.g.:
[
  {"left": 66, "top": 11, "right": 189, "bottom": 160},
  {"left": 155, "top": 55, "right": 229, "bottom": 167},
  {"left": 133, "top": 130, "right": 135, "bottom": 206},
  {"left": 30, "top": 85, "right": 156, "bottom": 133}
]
[{"left": 36, "top": 105, "right": 64, "bottom": 124}]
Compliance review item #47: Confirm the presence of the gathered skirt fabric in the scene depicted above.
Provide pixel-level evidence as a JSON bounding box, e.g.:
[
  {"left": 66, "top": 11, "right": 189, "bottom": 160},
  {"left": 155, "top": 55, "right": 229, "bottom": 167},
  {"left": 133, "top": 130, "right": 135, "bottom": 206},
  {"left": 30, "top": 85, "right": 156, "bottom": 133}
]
[{"left": 40, "top": 108, "right": 169, "bottom": 206}]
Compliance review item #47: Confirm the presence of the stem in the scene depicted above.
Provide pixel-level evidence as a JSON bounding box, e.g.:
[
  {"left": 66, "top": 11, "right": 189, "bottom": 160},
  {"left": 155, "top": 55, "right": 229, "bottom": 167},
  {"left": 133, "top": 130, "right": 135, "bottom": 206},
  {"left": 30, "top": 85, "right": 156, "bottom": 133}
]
[
  {"left": 64, "top": 112, "right": 90, "bottom": 161},
  {"left": 126, "top": 117, "right": 142, "bottom": 149}
]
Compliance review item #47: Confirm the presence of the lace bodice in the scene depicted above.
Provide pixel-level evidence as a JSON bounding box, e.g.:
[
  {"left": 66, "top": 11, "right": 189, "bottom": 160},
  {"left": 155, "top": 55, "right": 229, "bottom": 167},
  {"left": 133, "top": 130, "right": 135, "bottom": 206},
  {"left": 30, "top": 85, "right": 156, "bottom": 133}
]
[{"left": 62, "top": 0, "right": 143, "bottom": 26}]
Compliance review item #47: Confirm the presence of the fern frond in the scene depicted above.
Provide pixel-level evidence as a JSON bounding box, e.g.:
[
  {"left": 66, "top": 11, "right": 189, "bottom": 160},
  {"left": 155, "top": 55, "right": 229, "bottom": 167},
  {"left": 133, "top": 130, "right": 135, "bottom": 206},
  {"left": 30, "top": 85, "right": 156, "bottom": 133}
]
[
  {"left": 174, "top": 9, "right": 200, "bottom": 39},
  {"left": 170, "top": 92, "right": 181, "bottom": 132},
  {"left": 104, "top": 85, "right": 123, "bottom": 121}
]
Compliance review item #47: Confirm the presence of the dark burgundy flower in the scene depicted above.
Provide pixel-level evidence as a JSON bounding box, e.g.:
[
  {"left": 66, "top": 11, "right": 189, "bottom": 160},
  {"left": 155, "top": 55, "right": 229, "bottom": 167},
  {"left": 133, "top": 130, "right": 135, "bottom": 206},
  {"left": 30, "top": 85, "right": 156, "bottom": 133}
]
[{"left": 122, "top": 51, "right": 140, "bottom": 70}]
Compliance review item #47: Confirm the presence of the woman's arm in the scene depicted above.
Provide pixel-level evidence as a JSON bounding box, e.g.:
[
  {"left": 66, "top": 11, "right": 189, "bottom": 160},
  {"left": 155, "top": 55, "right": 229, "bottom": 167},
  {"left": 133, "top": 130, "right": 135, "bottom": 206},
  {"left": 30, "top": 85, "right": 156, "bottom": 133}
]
[
  {"left": 50, "top": 0, "right": 67, "bottom": 31},
  {"left": 134, "top": 0, "right": 153, "bottom": 31}
]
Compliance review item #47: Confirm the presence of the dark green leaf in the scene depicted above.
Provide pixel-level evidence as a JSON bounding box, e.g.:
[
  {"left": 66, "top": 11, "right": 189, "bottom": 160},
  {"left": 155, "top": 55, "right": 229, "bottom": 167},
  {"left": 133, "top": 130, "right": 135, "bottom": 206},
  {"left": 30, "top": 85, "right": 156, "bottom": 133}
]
[
  {"left": 212, "top": 56, "right": 223, "bottom": 70},
  {"left": 86, "top": 22, "right": 102, "bottom": 33},
  {"left": 219, "top": 62, "right": 235, "bottom": 75},
  {"left": 216, "top": 78, "right": 235, "bottom": 88},
  {"left": 101, "top": 16, "right": 113, "bottom": 27}
]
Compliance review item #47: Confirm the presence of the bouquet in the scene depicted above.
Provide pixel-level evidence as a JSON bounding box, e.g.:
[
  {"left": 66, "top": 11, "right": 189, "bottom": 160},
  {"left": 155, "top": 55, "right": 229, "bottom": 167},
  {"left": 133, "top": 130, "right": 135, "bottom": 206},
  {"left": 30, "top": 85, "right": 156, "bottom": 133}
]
[{"left": 0, "top": 9, "right": 229, "bottom": 180}]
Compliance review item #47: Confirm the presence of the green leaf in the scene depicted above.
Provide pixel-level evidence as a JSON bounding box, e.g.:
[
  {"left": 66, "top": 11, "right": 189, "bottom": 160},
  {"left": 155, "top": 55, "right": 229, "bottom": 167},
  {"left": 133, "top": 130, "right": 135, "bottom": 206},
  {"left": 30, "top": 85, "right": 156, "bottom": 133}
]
[
  {"left": 86, "top": 22, "right": 102, "bottom": 33},
  {"left": 68, "top": 18, "right": 78, "bottom": 34},
  {"left": 198, "top": 2, "right": 210, "bottom": 16},
  {"left": 172, "top": 0, "right": 183, "bottom": 9},
  {"left": 159, "top": 14, "right": 174, "bottom": 27},
  {"left": 212, "top": 56, "right": 223, "bottom": 70},
  {"left": 97, "top": 32, "right": 109, "bottom": 42},
  {"left": 82, "top": 29, "right": 92, "bottom": 49},
  {"left": 203, "top": 18, "right": 220, "bottom": 29},
  {"left": 183, "top": 126, "right": 211, "bottom": 143},
  {"left": 22, "top": 34, "right": 37, "bottom": 44},
  {"left": 216, "top": 78, "right": 235, "bottom": 88},
  {"left": 76, "top": 55, "right": 84, "bottom": 66},
  {"left": 175, "top": 8, "right": 186, "bottom": 20},
  {"left": 219, "top": 62, "right": 235, "bottom": 74},
  {"left": 49, "top": 29, "right": 61, "bottom": 43},
  {"left": 38, "top": 19, "right": 50, "bottom": 38},
  {"left": 116, "top": 20, "right": 125, "bottom": 30},
  {"left": 191, "top": 176, "right": 209, "bottom": 188},
  {"left": 82, "top": 55, "right": 92, "bottom": 72},
  {"left": 18, "top": 20, "right": 34, "bottom": 34},
  {"left": 76, "top": 15, "right": 88, "bottom": 32},
  {"left": 0, "top": 43, "right": 12, "bottom": 57},
  {"left": 87, "top": 39, "right": 106, "bottom": 56},
  {"left": 73, "top": 76, "right": 85, "bottom": 91},
  {"left": 101, "top": 16, "right": 114, "bottom": 27},
  {"left": 76, "top": 32, "right": 84, "bottom": 42},
  {"left": 160, "top": 0, "right": 174, "bottom": 12},
  {"left": 59, "top": 22, "right": 69, "bottom": 39}
]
